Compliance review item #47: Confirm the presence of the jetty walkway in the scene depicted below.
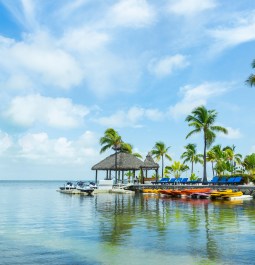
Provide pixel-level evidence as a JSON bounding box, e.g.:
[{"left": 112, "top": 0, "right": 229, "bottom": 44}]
[{"left": 127, "top": 183, "right": 255, "bottom": 195}]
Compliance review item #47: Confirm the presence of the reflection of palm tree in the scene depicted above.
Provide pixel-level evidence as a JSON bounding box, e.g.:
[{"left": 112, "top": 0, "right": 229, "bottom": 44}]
[
  {"left": 185, "top": 106, "right": 228, "bottom": 183},
  {"left": 246, "top": 59, "right": 255, "bottom": 87},
  {"left": 151, "top": 141, "right": 172, "bottom": 178},
  {"left": 181, "top": 143, "right": 203, "bottom": 175}
]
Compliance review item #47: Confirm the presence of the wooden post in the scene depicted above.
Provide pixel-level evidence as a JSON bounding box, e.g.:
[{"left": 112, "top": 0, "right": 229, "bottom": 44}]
[{"left": 95, "top": 170, "right": 98, "bottom": 183}]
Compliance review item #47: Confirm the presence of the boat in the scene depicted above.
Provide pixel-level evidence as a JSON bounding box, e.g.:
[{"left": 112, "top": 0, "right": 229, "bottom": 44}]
[
  {"left": 75, "top": 181, "right": 96, "bottom": 195},
  {"left": 182, "top": 188, "right": 212, "bottom": 196},
  {"left": 210, "top": 189, "right": 243, "bottom": 200},
  {"left": 158, "top": 189, "right": 173, "bottom": 195},
  {"left": 59, "top": 181, "right": 76, "bottom": 190}
]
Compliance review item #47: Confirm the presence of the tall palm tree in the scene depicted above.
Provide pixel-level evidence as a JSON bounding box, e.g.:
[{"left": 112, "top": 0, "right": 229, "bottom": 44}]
[
  {"left": 151, "top": 141, "right": 172, "bottom": 178},
  {"left": 246, "top": 59, "right": 255, "bottom": 87},
  {"left": 243, "top": 153, "right": 255, "bottom": 175},
  {"left": 181, "top": 143, "right": 203, "bottom": 175},
  {"left": 185, "top": 106, "right": 228, "bottom": 183}
]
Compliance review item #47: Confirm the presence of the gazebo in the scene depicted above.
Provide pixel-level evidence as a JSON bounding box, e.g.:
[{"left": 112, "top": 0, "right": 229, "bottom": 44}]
[
  {"left": 91, "top": 152, "right": 159, "bottom": 184},
  {"left": 141, "top": 152, "right": 159, "bottom": 183}
]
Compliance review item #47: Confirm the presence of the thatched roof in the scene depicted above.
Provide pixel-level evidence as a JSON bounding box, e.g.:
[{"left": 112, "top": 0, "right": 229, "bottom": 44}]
[
  {"left": 142, "top": 152, "right": 159, "bottom": 169},
  {"left": 91, "top": 152, "right": 144, "bottom": 171}
]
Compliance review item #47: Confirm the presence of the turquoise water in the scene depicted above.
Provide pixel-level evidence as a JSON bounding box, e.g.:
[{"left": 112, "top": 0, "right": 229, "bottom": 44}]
[{"left": 1, "top": 181, "right": 255, "bottom": 265}]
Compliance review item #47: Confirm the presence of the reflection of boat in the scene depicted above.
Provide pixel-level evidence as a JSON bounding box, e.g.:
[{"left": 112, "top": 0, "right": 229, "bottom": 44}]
[
  {"left": 222, "top": 194, "right": 253, "bottom": 201},
  {"left": 190, "top": 192, "right": 211, "bottom": 199}
]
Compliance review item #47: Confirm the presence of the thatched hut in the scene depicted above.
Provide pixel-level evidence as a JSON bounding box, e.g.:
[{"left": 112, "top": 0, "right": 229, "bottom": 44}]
[{"left": 91, "top": 152, "right": 159, "bottom": 184}]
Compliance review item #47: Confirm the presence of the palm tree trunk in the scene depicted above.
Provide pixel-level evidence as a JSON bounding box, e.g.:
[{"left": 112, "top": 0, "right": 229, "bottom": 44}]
[
  {"left": 191, "top": 161, "right": 194, "bottom": 174},
  {"left": 211, "top": 162, "right": 215, "bottom": 177},
  {"left": 161, "top": 155, "right": 164, "bottom": 178},
  {"left": 203, "top": 133, "right": 207, "bottom": 183}
]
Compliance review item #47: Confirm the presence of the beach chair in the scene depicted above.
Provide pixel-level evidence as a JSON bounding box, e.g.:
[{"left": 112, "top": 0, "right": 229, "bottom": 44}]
[
  {"left": 209, "top": 176, "right": 219, "bottom": 185},
  {"left": 218, "top": 177, "right": 228, "bottom": 185},
  {"left": 180, "top": 178, "right": 188, "bottom": 185},
  {"left": 159, "top": 178, "right": 170, "bottom": 184},
  {"left": 175, "top": 178, "right": 183, "bottom": 184},
  {"left": 233, "top": 177, "right": 243, "bottom": 185},
  {"left": 226, "top": 177, "right": 235, "bottom": 185},
  {"left": 169, "top": 178, "right": 176, "bottom": 184}
]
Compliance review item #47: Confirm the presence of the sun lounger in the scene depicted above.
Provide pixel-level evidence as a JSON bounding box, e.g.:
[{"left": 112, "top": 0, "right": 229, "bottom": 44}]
[
  {"left": 209, "top": 176, "right": 219, "bottom": 185},
  {"left": 233, "top": 177, "right": 243, "bottom": 185},
  {"left": 218, "top": 177, "right": 228, "bottom": 185}
]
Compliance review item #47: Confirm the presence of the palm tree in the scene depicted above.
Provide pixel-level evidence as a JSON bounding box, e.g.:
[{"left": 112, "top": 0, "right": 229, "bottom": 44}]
[
  {"left": 185, "top": 106, "right": 228, "bottom": 183},
  {"left": 99, "top": 128, "right": 122, "bottom": 154},
  {"left": 243, "top": 153, "right": 255, "bottom": 175},
  {"left": 207, "top": 149, "right": 217, "bottom": 178},
  {"left": 246, "top": 59, "right": 255, "bottom": 87},
  {"left": 181, "top": 143, "right": 203, "bottom": 175},
  {"left": 151, "top": 141, "right": 172, "bottom": 178},
  {"left": 166, "top": 161, "right": 189, "bottom": 179},
  {"left": 100, "top": 128, "right": 123, "bottom": 182},
  {"left": 223, "top": 145, "right": 242, "bottom": 174}
]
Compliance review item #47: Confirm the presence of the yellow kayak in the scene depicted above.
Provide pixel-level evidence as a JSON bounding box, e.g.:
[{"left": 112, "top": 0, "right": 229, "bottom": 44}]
[{"left": 210, "top": 189, "right": 233, "bottom": 198}]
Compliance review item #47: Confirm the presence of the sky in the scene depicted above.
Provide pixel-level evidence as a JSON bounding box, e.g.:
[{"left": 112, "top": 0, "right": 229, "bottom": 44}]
[{"left": 0, "top": 0, "right": 255, "bottom": 181}]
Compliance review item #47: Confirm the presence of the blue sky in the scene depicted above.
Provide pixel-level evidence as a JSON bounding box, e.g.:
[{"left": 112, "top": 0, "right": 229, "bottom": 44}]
[{"left": 0, "top": 0, "right": 255, "bottom": 180}]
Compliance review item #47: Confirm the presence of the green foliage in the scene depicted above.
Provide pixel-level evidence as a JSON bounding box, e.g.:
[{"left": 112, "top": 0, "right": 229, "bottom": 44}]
[
  {"left": 166, "top": 161, "right": 189, "bottom": 179},
  {"left": 246, "top": 59, "right": 255, "bottom": 87}
]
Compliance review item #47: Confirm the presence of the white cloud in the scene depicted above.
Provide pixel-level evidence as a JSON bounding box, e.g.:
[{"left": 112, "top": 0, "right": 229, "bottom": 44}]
[
  {"left": 169, "top": 82, "right": 228, "bottom": 119},
  {"left": 210, "top": 14, "right": 255, "bottom": 51},
  {"left": 17, "top": 131, "right": 98, "bottom": 164},
  {"left": 108, "top": 0, "right": 156, "bottom": 28},
  {"left": 96, "top": 106, "right": 164, "bottom": 127},
  {"left": 5, "top": 94, "right": 89, "bottom": 128},
  {"left": 220, "top": 127, "right": 242, "bottom": 139},
  {"left": 148, "top": 54, "right": 189, "bottom": 77},
  {"left": 60, "top": 27, "right": 110, "bottom": 53},
  {"left": 0, "top": 32, "right": 84, "bottom": 90},
  {"left": 0, "top": 131, "right": 12, "bottom": 153},
  {"left": 167, "top": 0, "right": 217, "bottom": 16}
]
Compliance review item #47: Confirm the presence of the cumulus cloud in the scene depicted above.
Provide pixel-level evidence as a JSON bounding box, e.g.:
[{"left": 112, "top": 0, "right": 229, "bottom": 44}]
[
  {"left": 209, "top": 13, "right": 255, "bottom": 51},
  {"left": 5, "top": 94, "right": 89, "bottom": 128},
  {"left": 219, "top": 127, "right": 242, "bottom": 139},
  {"left": 108, "top": 0, "right": 156, "bottom": 28},
  {"left": 18, "top": 131, "right": 98, "bottom": 164},
  {"left": 148, "top": 54, "right": 189, "bottom": 77},
  {"left": 96, "top": 106, "right": 164, "bottom": 127},
  {"left": 169, "top": 82, "right": 228, "bottom": 119},
  {"left": 167, "top": 0, "right": 217, "bottom": 16},
  {"left": 0, "top": 131, "right": 12, "bottom": 153},
  {"left": 0, "top": 32, "right": 84, "bottom": 90}
]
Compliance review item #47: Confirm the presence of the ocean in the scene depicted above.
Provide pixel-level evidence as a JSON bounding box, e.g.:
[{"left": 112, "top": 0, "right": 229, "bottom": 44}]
[{"left": 0, "top": 180, "right": 255, "bottom": 265}]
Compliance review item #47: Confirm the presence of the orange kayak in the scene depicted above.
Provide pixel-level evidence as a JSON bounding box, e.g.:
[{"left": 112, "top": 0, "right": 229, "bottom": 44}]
[
  {"left": 182, "top": 188, "right": 211, "bottom": 195},
  {"left": 159, "top": 189, "right": 173, "bottom": 195}
]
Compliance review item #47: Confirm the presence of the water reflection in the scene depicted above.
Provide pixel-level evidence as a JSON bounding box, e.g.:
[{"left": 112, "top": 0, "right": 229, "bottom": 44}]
[{"left": 94, "top": 193, "right": 255, "bottom": 264}]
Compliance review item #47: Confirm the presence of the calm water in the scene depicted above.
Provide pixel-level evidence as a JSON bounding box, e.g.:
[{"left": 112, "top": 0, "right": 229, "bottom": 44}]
[{"left": 0, "top": 181, "right": 255, "bottom": 265}]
